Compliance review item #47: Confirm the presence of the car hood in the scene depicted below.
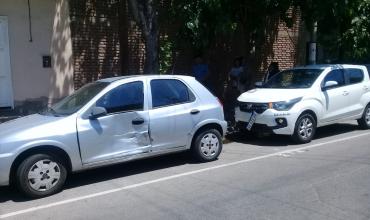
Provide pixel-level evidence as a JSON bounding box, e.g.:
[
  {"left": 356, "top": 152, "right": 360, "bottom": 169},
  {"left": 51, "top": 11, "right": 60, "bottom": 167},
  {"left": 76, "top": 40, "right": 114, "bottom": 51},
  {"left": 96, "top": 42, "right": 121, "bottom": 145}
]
[
  {"left": 0, "top": 114, "right": 69, "bottom": 141},
  {"left": 238, "top": 88, "right": 308, "bottom": 103}
]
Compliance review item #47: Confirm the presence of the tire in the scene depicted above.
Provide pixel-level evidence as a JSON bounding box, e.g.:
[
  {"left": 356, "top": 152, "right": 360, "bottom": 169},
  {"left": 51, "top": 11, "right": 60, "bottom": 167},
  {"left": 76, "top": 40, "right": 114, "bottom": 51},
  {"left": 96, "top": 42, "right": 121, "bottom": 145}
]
[
  {"left": 15, "top": 153, "right": 67, "bottom": 198},
  {"left": 292, "top": 113, "right": 316, "bottom": 144},
  {"left": 192, "top": 129, "right": 223, "bottom": 162},
  {"left": 357, "top": 104, "right": 370, "bottom": 129}
]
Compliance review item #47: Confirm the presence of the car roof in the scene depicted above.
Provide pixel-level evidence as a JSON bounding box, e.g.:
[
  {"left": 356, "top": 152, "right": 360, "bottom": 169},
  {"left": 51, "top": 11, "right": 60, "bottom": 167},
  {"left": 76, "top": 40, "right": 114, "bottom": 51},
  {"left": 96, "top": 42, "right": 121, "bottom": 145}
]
[
  {"left": 292, "top": 64, "right": 367, "bottom": 70},
  {"left": 97, "top": 74, "right": 195, "bottom": 83}
]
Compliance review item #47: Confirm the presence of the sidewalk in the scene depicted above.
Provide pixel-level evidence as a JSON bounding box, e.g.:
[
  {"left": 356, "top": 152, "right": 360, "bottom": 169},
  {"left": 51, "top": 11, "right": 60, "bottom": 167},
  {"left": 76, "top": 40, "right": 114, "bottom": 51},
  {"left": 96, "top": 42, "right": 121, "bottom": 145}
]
[
  {"left": 0, "top": 116, "right": 20, "bottom": 123},
  {"left": 0, "top": 108, "right": 22, "bottom": 123},
  {"left": 0, "top": 98, "right": 49, "bottom": 123}
]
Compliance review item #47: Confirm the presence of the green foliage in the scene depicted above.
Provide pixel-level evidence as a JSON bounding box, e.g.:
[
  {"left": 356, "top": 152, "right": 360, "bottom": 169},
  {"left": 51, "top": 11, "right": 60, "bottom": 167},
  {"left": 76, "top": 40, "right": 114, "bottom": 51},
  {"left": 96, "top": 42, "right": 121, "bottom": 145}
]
[
  {"left": 296, "top": 0, "right": 370, "bottom": 62},
  {"left": 168, "top": 0, "right": 294, "bottom": 55},
  {"left": 344, "top": 0, "right": 370, "bottom": 61},
  {"left": 159, "top": 35, "right": 174, "bottom": 74},
  {"left": 169, "top": 0, "right": 236, "bottom": 51},
  {"left": 160, "top": 0, "right": 370, "bottom": 64}
]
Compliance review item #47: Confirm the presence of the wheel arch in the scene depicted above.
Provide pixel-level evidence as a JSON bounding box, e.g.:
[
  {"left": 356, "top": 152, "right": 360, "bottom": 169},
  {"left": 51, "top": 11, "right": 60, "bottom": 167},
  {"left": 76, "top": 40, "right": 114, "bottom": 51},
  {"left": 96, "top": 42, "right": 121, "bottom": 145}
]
[
  {"left": 299, "top": 109, "right": 318, "bottom": 124},
  {"left": 292, "top": 109, "right": 318, "bottom": 144},
  {"left": 9, "top": 146, "right": 72, "bottom": 185},
  {"left": 359, "top": 100, "right": 370, "bottom": 116},
  {"left": 190, "top": 123, "right": 223, "bottom": 148}
]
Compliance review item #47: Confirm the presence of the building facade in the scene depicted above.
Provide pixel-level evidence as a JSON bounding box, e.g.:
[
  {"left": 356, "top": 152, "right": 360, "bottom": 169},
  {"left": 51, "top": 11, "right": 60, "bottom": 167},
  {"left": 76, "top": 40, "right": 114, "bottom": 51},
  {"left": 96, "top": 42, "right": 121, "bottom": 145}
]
[{"left": 0, "top": 0, "right": 74, "bottom": 112}]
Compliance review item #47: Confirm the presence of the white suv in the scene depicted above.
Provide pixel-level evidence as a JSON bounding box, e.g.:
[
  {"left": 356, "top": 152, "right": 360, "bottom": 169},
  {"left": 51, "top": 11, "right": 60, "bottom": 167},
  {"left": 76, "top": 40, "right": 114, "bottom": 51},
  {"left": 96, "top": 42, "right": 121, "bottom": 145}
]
[{"left": 235, "top": 64, "right": 370, "bottom": 143}]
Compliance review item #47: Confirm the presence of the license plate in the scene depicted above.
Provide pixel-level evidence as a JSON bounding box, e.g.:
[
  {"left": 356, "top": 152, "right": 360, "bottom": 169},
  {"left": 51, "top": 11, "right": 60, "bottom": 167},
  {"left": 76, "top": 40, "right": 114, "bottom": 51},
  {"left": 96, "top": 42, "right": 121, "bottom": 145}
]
[{"left": 246, "top": 111, "right": 257, "bottom": 131}]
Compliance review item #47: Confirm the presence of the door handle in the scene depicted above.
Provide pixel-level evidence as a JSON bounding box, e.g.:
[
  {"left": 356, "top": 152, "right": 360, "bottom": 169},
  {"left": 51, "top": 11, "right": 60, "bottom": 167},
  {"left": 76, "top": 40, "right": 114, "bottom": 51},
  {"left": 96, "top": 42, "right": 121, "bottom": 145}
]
[
  {"left": 342, "top": 91, "right": 349, "bottom": 96},
  {"left": 132, "top": 118, "right": 145, "bottom": 125},
  {"left": 190, "top": 109, "right": 200, "bottom": 115},
  {"left": 364, "top": 86, "right": 369, "bottom": 91}
]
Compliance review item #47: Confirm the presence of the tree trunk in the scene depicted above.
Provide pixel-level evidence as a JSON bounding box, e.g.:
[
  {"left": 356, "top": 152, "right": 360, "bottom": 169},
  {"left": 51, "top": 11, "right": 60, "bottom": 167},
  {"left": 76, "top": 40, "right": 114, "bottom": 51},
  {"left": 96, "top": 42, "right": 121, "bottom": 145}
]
[
  {"left": 127, "top": 0, "right": 160, "bottom": 75},
  {"left": 144, "top": 34, "right": 159, "bottom": 74}
]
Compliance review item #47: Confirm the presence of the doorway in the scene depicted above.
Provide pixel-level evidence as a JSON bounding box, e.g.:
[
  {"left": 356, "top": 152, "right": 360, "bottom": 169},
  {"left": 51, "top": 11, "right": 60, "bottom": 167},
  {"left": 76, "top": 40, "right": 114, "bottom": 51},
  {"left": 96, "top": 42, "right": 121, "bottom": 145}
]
[{"left": 0, "top": 16, "right": 14, "bottom": 108}]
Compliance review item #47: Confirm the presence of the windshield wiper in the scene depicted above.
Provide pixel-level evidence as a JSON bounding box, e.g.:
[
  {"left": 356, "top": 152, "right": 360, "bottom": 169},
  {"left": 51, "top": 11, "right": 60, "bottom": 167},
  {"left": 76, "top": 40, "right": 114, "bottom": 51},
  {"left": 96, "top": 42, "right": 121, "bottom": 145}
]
[
  {"left": 43, "top": 107, "right": 63, "bottom": 117},
  {"left": 262, "top": 84, "right": 271, "bottom": 88}
]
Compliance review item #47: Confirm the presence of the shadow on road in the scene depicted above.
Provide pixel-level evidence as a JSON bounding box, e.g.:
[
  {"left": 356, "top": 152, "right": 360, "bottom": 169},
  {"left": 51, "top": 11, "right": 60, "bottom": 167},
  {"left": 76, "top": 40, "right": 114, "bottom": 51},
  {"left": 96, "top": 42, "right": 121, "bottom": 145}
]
[
  {"left": 227, "top": 123, "right": 360, "bottom": 147},
  {"left": 0, "top": 152, "right": 193, "bottom": 203}
]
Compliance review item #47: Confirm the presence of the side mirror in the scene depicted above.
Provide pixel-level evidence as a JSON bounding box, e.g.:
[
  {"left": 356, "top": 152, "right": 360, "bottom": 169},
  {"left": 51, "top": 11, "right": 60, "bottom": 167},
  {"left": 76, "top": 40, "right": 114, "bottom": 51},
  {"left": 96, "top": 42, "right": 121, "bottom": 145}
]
[
  {"left": 89, "top": 106, "right": 107, "bottom": 119},
  {"left": 254, "top": 81, "right": 263, "bottom": 88},
  {"left": 322, "top": 81, "right": 338, "bottom": 91}
]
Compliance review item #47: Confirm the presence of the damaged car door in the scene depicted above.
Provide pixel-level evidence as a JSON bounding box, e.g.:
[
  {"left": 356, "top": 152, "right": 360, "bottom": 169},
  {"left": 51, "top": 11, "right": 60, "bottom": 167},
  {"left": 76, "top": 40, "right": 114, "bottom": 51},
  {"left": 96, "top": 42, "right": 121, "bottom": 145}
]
[{"left": 77, "top": 80, "right": 151, "bottom": 165}]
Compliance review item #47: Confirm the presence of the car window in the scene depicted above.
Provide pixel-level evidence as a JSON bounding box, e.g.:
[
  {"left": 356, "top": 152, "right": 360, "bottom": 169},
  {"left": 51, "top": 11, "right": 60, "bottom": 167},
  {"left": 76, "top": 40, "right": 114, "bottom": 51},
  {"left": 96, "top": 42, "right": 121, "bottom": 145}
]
[
  {"left": 151, "top": 79, "right": 194, "bottom": 108},
  {"left": 96, "top": 81, "right": 144, "bottom": 114},
  {"left": 323, "top": 69, "right": 345, "bottom": 88},
  {"left": 345, "top": 68, "right": 364, "bottom": 84}
]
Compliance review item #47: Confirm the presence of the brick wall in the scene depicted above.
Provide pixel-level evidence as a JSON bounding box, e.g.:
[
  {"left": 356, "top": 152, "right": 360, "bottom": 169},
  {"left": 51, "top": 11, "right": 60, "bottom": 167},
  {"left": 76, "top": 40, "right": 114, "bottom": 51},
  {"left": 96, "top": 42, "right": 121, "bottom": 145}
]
[
  {"left": 69, "top": 0, "right": 122, "bottom": 89},
  {"left": 125, "top": 12, "right": 145, "bottom": 74},
  {"left": 257, "top": 8, "right": 308, "bottom": 80},
  {"left": 167, "top": 9, "right": 307, "bottom": 83}
]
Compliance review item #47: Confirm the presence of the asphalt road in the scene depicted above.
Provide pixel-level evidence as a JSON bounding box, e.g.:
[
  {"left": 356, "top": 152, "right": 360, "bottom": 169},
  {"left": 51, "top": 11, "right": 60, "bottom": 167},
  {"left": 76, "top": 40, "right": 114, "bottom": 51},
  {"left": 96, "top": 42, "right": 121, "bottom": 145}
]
[{"left": 1, "top": 122, "right": 370, "bottom": 220}]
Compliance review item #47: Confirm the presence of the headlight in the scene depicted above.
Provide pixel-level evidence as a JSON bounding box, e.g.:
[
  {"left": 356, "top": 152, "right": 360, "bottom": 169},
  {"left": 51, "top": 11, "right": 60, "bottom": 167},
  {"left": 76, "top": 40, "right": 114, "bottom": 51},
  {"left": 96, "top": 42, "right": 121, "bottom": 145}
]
[{"left": 271, "top": 97, "right": 302, "bottom": 111}]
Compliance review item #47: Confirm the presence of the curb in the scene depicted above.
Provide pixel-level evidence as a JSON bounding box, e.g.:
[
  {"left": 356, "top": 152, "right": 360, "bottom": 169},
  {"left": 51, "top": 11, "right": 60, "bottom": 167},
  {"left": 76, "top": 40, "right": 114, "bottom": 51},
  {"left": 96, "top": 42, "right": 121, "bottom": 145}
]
[{"left": 0, "top": 116, "right": 21, "bottom": 123}]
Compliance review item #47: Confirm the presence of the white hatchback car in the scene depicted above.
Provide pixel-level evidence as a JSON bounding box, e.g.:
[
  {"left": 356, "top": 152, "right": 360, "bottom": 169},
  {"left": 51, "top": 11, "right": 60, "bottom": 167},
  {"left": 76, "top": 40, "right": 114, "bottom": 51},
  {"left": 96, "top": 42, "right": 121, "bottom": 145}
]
[{"left": 235, "top": 64, "right": 370, "bottom": 143}]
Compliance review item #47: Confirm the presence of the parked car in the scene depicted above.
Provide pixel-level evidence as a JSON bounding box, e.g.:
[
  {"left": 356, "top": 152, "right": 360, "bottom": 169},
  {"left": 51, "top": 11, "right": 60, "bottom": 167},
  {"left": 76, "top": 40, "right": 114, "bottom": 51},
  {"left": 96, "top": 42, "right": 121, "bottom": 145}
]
[
  {"left": 0, "top": 75, "right": 227, "bottom": 198},
  {"left": 235, "top": 64, "right": 370, "bottom": 143}
]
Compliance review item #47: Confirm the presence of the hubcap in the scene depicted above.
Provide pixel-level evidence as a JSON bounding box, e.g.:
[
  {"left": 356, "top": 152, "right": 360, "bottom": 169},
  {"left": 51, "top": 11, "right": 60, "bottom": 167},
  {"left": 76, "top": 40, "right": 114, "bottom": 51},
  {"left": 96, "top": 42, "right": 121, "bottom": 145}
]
[
  {"left": 200, "top": 133, "right": 219, "bottom": 157},
  {"left": 27, "top": 159, "right": 61, "bottom": 192},
  {"left": 298, "top": 117, "right": 314, "bottom": 139},
  {"left": 365, "top": 108, "right": 370, "bottom": 125}
]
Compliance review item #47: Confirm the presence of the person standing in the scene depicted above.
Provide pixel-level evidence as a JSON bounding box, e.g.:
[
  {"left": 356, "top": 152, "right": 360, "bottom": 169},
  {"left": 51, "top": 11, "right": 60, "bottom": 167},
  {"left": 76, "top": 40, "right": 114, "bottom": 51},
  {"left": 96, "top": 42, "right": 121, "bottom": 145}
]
[
  {"left": 224, "top": 57, "right": 245, "bottom": 126},
  {"left": 192, "top": 56, "right": 209, "bottom": 85},
  {"left": 263, "top": 62, "right": 280, "bottom": 83},
  {"left": 228, "top": 57, "right": 245, "bottom": 93}
]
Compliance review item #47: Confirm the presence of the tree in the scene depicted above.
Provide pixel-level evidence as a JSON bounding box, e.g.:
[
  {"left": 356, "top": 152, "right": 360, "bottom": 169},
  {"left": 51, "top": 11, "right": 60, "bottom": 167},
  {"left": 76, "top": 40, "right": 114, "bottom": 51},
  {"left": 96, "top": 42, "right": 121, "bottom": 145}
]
[
  {"left": 344, "top": 0, "right": 370, "bottom": 62},
  {"left": 131, "top": 0, "right": 370, "bottom": 76},
  {"left": 168, "top": 0, "right": 294, "bottom": 70},
  {"left": 127, "top": 0, "right": 159, "bottom": 74},
  {"left": 229, "top": 0, "right": 293, "bottom": 65},
  {"left": 295, "top": 0, "right": 370, "bottom": 62}
]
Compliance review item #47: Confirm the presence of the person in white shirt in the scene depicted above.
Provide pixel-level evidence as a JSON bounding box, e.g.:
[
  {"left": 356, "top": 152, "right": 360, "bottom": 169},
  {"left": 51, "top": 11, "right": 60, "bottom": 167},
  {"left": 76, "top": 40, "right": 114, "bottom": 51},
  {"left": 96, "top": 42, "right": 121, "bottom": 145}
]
[{"left": 228, "top": 57, "right": 245, "bottom": 93}]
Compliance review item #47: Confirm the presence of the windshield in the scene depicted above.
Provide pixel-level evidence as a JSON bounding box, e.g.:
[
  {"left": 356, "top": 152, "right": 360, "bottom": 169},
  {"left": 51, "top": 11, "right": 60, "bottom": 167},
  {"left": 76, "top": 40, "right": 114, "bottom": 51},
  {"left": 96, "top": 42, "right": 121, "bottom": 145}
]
[
  {"left": 263, "top": 69, "right": 323, "bottom": 89},
  {"left": 43, "top": 82, "right": 109, "bottom": 116}
]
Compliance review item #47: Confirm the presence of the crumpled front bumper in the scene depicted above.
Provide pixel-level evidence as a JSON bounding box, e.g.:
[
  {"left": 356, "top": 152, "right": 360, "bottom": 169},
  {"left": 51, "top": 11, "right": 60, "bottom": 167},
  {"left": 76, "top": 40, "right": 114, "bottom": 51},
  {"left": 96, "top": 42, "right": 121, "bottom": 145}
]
[{"left": 235, "top": 107, "right": 298, "bottom": 135}]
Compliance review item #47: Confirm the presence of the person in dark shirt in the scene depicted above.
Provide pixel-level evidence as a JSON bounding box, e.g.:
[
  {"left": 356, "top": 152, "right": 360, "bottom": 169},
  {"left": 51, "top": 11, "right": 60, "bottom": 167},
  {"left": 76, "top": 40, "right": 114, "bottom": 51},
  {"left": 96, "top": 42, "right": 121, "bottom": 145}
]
[
  {"left": 263, "top": 62, "right": 280, "bottom": 83},
  {"left": 192, "top": 56, "right": 209, "bottom": 84}
]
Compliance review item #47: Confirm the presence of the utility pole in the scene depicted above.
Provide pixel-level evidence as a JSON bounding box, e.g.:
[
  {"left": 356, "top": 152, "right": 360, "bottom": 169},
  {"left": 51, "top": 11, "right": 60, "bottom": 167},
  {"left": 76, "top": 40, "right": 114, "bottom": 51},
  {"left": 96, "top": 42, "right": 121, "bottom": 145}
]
[{"left": 307, "top": 21, "right": 317, "bottom": 65}]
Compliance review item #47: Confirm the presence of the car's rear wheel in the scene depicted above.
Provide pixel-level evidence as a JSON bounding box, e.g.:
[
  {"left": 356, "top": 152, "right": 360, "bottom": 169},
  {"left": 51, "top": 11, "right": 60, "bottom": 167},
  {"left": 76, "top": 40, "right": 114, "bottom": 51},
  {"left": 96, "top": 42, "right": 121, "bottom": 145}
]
[
  {"left": 357, "top": 104, "right": 370, "bottom": 129},
  {"left": 192, "top": 129, "right": 222, "bottom": 162},
  {"left": 292, "top": 113, "right": 316, "bottom": 144},
  {"left": 16, "top": 154, "right": 67, "bottom": 198}
]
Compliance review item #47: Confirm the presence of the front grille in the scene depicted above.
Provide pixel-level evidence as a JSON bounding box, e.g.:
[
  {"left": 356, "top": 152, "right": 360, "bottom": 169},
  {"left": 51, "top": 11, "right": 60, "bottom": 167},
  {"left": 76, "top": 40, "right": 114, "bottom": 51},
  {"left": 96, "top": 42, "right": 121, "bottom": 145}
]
[
  {"left": 236, "top": 121, "right": 274, "bottom": 133},
  {"left": 238, "top": 102, "right": 269, "bottom": 114}
]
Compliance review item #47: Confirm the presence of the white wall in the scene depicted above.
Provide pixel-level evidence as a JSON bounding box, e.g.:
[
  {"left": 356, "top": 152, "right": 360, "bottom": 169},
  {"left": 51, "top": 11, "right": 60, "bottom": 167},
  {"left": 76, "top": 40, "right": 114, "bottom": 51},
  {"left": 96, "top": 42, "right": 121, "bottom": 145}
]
[{"left": 0, "top": 0, "right": 74, "bottom": 105}]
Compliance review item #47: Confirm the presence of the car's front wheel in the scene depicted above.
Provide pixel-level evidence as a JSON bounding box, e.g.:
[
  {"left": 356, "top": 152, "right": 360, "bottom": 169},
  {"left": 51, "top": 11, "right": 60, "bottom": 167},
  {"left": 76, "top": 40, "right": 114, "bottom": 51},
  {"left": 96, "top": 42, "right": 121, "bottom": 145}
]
[
  {"left": 192, "top": 129, "right": 222, "bottom": 162},
  {"left": 292, "top": 113, "right": 316, "bottom": 144},
  {"left": 357, "top": 104, "right": 370, "bottom": 129},
  {"left": 15, "top": 153, "right": 67, "bottom": 198}
]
